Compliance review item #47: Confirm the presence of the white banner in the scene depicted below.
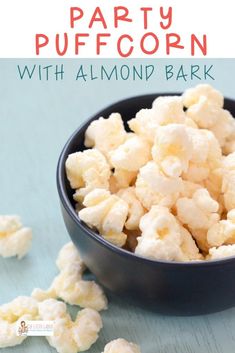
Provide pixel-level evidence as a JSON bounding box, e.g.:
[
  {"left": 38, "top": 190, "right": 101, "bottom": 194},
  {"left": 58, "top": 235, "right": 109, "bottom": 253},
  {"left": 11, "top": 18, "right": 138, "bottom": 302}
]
[
  {"left": 16, "top": 320, "right": 54, "bottom": 337},
  {"left": 0, "top": 0, "right": 233, "bottom": 58}
]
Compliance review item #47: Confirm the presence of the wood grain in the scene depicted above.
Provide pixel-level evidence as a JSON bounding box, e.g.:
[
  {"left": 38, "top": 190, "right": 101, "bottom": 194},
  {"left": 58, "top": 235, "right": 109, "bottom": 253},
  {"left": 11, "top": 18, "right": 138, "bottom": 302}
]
[{"left": 1, "top": 59, "right": 235, "bottom": 353}]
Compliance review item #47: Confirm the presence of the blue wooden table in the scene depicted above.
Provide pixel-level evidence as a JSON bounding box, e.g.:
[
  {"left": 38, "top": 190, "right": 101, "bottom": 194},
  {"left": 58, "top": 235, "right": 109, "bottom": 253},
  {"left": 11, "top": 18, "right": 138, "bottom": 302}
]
[{"left": 1, "top": 59, "right": 235, "bottom": 353}]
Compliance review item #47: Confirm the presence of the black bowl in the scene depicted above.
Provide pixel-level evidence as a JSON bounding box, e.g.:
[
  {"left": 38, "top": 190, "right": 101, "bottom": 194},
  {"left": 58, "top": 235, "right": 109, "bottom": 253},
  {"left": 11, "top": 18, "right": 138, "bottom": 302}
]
[{"left": 57, "top": 94, "right": 235, "bottom": 315}]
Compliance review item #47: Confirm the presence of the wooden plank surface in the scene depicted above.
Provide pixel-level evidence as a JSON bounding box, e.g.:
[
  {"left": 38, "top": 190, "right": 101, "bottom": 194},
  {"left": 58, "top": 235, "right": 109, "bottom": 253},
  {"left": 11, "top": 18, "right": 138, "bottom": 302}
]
[{"left": 1, "top": 59, "right": 235, "bottom": 353}]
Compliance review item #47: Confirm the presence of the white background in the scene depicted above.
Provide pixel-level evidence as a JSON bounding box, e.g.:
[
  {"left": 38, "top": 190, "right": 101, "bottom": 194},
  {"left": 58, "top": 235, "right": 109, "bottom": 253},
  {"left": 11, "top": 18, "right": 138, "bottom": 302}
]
[{"left": 0, "top": 0, "right": 233, "bottom": 58}]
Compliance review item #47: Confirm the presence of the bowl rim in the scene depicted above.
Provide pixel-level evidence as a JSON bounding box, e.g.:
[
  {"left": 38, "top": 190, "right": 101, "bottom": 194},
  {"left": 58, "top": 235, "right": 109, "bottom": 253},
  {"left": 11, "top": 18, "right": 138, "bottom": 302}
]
[{"left": 57, "top": 93, "right": 235, "bottom": 268}]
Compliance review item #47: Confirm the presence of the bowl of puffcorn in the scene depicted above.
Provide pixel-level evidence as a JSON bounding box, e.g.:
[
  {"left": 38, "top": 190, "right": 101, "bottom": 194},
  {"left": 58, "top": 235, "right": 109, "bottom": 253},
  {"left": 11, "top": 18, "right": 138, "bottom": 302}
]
[{"left": 57, "top": 84, "right": 235, "bottom": 315}]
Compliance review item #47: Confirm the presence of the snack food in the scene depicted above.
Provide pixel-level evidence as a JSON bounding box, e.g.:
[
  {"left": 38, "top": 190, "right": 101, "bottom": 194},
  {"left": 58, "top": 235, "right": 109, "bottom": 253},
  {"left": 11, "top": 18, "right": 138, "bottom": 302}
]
[
  {"left": 84, "top": 113, "right": 127, "bottom": 160},
  {"left": 135, "top": 161, "right": 183, "bottom": 210},
  {"left": 102, "top": 338, "right": 141, "bottom": 353},
  {"left": 32, "top": 242, "right": 107, "bottom": 311},
  {"left": 117, "top": 187, "right": 145, "bottom": 230},
  {"left": 79, "top": 189, "right": 129, "bottom": 247},
  {"left": 110, "top": 135, "right": 151, "bottom": 171},
  {"left": 66, "top": 149, "right": 111, "bottom": 202},
  {"left": 135, "top": 205, "right": 201, "bottom": 261},
  {"left": 0, "top": 242, "right": 105, "bottom": 350},
  {"left": 128, "top": 96, "right": 187, "bottom": 143},
  {"left": 38, "top": 299, "right": 102, "bottom": 353},
  {"left": 65, "top": 84, "right": 235, "bottom": 261},
  {"left": 0, "top": 215, "right": 32, "bottom": 259},
  {"left": 222, "top": 151, "right": 235, "bottom": 211},
  {"left": 207, "top": 209, "right": 235, "bottom": 247},
  {"left": 0, "top": 296, "right": 38, "bottom": 348},
  {"left": 208, "top": 244, "right": 235, "bottom": 260}
]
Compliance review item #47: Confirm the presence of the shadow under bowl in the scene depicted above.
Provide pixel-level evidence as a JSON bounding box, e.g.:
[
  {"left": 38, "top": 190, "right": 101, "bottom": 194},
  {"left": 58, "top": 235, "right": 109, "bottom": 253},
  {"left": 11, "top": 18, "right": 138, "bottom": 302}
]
[{"left": 57, "top": 93, "right": 235, "bottom": 316}]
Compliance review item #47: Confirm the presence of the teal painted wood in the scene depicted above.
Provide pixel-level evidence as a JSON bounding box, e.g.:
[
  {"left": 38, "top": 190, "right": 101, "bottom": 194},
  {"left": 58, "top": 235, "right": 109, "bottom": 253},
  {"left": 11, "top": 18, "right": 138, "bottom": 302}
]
[{"left": 1, "top": 59, "right": 235, "bottom": 353}]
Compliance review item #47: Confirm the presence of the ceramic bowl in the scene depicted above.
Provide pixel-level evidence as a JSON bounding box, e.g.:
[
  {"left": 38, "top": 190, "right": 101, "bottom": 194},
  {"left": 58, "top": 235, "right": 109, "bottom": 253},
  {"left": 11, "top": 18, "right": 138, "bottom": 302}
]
[{"left": 57, "top": 94, "right": 235, "bottom": 315}]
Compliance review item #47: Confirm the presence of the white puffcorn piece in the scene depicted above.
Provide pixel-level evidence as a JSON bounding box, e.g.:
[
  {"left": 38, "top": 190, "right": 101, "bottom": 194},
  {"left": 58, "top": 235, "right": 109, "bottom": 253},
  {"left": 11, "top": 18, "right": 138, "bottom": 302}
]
[
  {"left": 207, "top": 209, "right": 235, "bottom": 247},
  {"left": 128, "top": 108, "right": 160, "bottom": 144},
  {"left": 0, "top": 296, "right": 38, "bottom": 348},
  {"left": 204, "top": 168, "right": 223, "bottom": 203},
  {"left": 135, "top": 161, "right": 183, "bottom": 210},
  {"left": 176, "top": 189, "right": 219, "bottom": 251},
  {"left": 222, "top": 152, "right": 235, "bottom": 211},
  {"left": 84, "top": 113, "right": 127, "bottom": 158},
  {"left": 0, "top": 215, "right": 22, "bottom": 234},
  {"left": 187, "top": 96, "right": 235, "bottom": 148},
  {"left": 0, "top": 316, "right": 29, "bottom": 348},
  {"left": 79, "top": 189, "right": 129, "bottom": 247},
  {"left": 186, "top": 96, "right": 224, "bottom": 129},
  {"left": 109, "top": 169, "right": 137, "bottom": 193},
  {"left": 183, "top": 84, "right": 224, "bottom": 109},
  {"left": 176, "top": 189, "right": 219, "bottom": 230},
  {"left": 223, "top": 172, "right": 235, "bottom": 212},
  {"left": 32, "top": 242, "right": 107, "bottom": 311},
  {"left": 152, "top": 124, "right": 193, "bottom": 178},
  {"left": 72, "top": 308, "right": 102, "bottom": 351},
  {"left": 56, "top": 241, "right": 84, "bottom": 271},
  {"left": 117, "top": 187, "right": 145, "bottom": 230},
  {"left": 135, "top": 206, "right": 201, "bottom": 261},
  {"left": 211, "top": 113, "right": 235, "bottom": 152},
  {"left": 128, "top": 96, "right": 186, "bottom": 143},
  {"left": 38, "top": 299, "right": 102, "bottom": 353},
  {"left": 43, "top": 265, "right": 107, "bottom": 311},
  {"left": 152, "top": 96, "right": 186, "bottom": 123},
  {"left": 0, "top": 215, "right": 32, "bottom": 259},
  {"left": 65, "top": 149, "right": 111, "bottom": 202},
  {"left": 223, "top": 151, "right": 235, "bottom": 170},
  {"left": 224, "top": 131, "right": 235, "bottom": 155},
  {"left": 0, "top": 296, "right": 38, "bottom": 322},
  {"left": 0, "top": 228, "right": 32, "bottom": 259},
  {"left": 183, "top": 128, "right": 222, "bottom": 183},
  {"left": 102, "top": 338, "right": 141, "bottom": 353},
  {"left": 179, "top": 226, "right": 203, "bottom": 261},
  {"left": 135, "top": 206, "right": 192, "bottom": 261},
  {"left": 184, "top": 84, "right": 235, "bottom": 151},
  {"left": 208, "top": 244, "right": 235, "bottom": 260},
  {"left": 179, "top": 180, "right": 203, "bottom": 198},
  {"left": 110, "top": 135, "right": 151, "bottom": 171}
]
